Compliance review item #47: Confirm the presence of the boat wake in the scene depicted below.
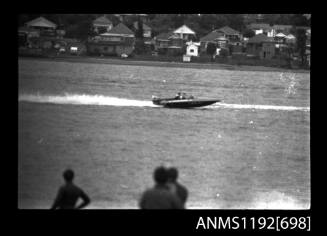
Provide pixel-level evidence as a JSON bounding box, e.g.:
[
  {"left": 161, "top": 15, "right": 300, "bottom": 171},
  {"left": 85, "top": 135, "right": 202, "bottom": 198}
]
[
  {"left": 19, "top": 93, "right": 156, "bottom": 107},
  {"left": 19, "top": 93, "right": 310, "bottom": 112},
  {"left": 212, "top": 103, "right": 310, "bottom": 112}
]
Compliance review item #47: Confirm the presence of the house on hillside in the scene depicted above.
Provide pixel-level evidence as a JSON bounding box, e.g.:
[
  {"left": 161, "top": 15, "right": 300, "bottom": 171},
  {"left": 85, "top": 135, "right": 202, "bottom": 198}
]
[
  {"left": 25, "top": 16, "right": 57, "bottom": 37},
  {"left": 87, "top": 23, "right": 135, "bottom": 56},
  {"left": 154, "top": 31, "right": 173, "bottom": 54},
  {"left": 199, "top": 27, "right": 242, "bottom": 55},
  {"left": 285, "top": 34, "right": 296, "bottom": 44},
  {"left": 93, "top": 15, "right": 113, "bottom": 34},
  {"left": 215, "top": 26, "right": 242, "bottom": 45},
  {"left": 273, "top": 32, "right": 290, "bottom": 57},
  {"left": 200, "top": 31, "right": 223, "bottom": 53},
  {"left": 167, "top": 34, "right": 184, "bottom": 56},
  {"left": 18, "top": 26, "right": 40, "bottom": 47},
  {"left": 275, "top": 32, "right": 287, "bottom": 43},
  {"left": 272, "top": 25, "right": 293, "bottom": 37},
  {"left": 18, "top": 26, "right": 40, "bottom": 38},
  {"left": 19, "top": 16, "right": 67, "bottom": 48},
  {"left": 172, "top": 25, "right": 196, "bottom": 41},
  {"left": 154, "top": 25, "right": 197, "bottom": 56},
  {"left": 215, "top": 26, "right": 243, "bottom": 54},
  {"left": 247, "top": 23, "right": 273, "bottom": 37},
  {"left": 246, "top": 34, "right": 276, "bottom": 59}
]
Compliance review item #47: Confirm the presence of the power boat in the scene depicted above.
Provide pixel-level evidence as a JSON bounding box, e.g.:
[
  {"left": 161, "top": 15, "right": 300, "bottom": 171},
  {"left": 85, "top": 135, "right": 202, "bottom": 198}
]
[{"left": 152, "top": 93, "right": 221, "bottom": 108}]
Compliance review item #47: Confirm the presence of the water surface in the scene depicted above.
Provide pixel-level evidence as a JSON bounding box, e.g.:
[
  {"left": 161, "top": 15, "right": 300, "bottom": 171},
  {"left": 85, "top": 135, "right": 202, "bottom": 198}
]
[{"left": 18, "top": 58, "right": 310, "bottom": 209}]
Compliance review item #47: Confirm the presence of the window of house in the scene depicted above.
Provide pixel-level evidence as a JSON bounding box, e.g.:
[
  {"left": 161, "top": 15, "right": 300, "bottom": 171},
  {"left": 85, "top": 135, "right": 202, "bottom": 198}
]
[{"left": 190, "top": 49, "right": 194, "bottom": 53}]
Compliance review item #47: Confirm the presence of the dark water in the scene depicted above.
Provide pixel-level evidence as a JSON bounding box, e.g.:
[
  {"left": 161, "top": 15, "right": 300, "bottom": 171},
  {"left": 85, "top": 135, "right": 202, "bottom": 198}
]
[{"left": 18, "top": 58, "right": 310, "bottom": 209}]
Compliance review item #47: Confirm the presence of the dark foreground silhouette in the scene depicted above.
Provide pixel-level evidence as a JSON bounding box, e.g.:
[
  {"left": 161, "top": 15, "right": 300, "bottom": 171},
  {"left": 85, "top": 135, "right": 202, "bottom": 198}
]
[
  {"left": 51, "top": 169, "right": 90, "bottom": 209},
  {"left": 139, "top": 166, "right": 185, "bottom": 209}
]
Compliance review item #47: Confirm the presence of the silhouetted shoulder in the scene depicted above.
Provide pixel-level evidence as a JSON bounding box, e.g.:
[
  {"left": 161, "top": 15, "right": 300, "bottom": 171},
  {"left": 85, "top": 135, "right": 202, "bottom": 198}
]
[
  {"left": 139, "top": 187, "right": 183, "bottom": 209},
  {"left": 175, "top": 182, "right": 188, "bottom": 205}
]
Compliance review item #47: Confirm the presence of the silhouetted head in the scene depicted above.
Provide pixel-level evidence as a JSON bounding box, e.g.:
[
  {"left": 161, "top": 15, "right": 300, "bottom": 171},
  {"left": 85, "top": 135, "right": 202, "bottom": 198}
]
[
  {"left": 153, "top": 166, "right": 168, "bottom": 185},
  {"left": 167, "top": 167, "right": 178, "bottom": 182},
  {"left": 63, "top": 169, "right": 74, "bottom": 182}
]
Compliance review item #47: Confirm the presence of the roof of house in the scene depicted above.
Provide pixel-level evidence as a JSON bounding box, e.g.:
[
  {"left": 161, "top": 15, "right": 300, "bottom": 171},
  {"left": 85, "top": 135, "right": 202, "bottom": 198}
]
[
  {"left": 173, "top": 25, "right": 196, "bottom": 35},
  {"left": 25, "top": 16, "right": 57, "bottom": 29},
  {"left": 200, "top": 31, "right": 222, "bottom": 42},
  {"left": 106, "top": 23, "right": 134, "bottom": 36},
  {"left": 133, "top": 22, "right": 151, "bottom": 30},
  {"left": 285, "top": 34, "right": 296, "bottom": 39},
  {"left": 216, "top": 26, "right": 240, "bottom": 35},
  {"left": 93, "top": 15, "right": 112, "bottom": 25},
  {"left": 248, "top": 23, "right": 272, "bottom": 30},
  {"left": 303, "top": 14, "right": 311, "bottom": 19},
  {"left": 275, "top": 32, "right": 286, "bottom": 37},
  {"left": 247, "top": 34, "right": 275, "bottom": 43}
]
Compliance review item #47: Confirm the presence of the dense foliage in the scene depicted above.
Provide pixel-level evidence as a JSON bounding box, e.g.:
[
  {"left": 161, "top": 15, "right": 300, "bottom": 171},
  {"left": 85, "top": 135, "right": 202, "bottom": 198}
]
[{"left": 295, "top": 28, "right": 308, "bottom": 65}]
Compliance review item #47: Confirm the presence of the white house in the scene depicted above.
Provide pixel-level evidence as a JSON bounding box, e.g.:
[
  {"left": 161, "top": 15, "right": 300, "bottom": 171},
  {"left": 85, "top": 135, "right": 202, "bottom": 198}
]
[
  {"left": 173, "top": 25, "right": 196, "bottom": 40},
  {"left": 186, "top": 41, "right": 200, "bottom": 57},
  {"left": 216, "top": 48, "right": 221, "bottom": 56}
]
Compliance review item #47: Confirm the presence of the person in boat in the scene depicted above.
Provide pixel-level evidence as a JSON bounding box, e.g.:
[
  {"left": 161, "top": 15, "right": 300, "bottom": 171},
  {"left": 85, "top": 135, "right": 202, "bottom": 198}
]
[
  {"left": 175, "top": 92, "right": 190, "bottom": 100},
  {"left": 175, "top": 92, "right": 182, "bottom": 99},
  {"left": 139, "top": 166, "right": 184, "bottom": 209},
  {"left": 51, "top": 169, "right": 91, "bottom": 209}
]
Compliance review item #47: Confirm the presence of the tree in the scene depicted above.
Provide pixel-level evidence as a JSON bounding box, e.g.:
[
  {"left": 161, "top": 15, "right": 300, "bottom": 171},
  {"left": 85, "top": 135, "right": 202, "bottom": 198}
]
[
  {"left": 134, "top": 16, "right": 145, "bottom": 55},
  {"left": 224, "top": 14, "right": 245, "bottom": 32},
  {"left": 65, "top": 18, "right": 94, "bottom": 40},
  {"left": 199, "top": 14, "right": 218, "bottom": 32},
  {"left": 206, "top": 42, "right": 217, "bottom": 61},
  {"left": 291, "top": 14, "right": 310, "bottom": 26},
  {"left": 135, "top": 17, "right": 144, "bottom": 39},
  {"left": 263, "top": 14, "right": 281, "bottom": 25},
  {"left": 219, "top": 48, "right": 229, "bottom": 58},
  {"left": 148, "top": 14, "right": 174, "bottom": 37},
  {"left": 51, "top": 14, "right": 97, "bottom": 40},
  {"left": 171, "top": 14, "right": 185, "bottom": 28},
  {"left": 296, "top": 28, "right": 307, "bottom": 66},
  {"left": 284, "top": 46, "right": 294, "bottom": 69},
  {"left": 242, "top": 29, "right": 255, "bottom": 38}
]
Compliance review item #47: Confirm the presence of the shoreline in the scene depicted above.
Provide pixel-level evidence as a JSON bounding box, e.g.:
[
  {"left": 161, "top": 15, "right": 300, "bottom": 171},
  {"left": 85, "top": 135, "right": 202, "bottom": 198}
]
[{"left": 19, "top": 55, "right": 310, "bottom": 73}]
